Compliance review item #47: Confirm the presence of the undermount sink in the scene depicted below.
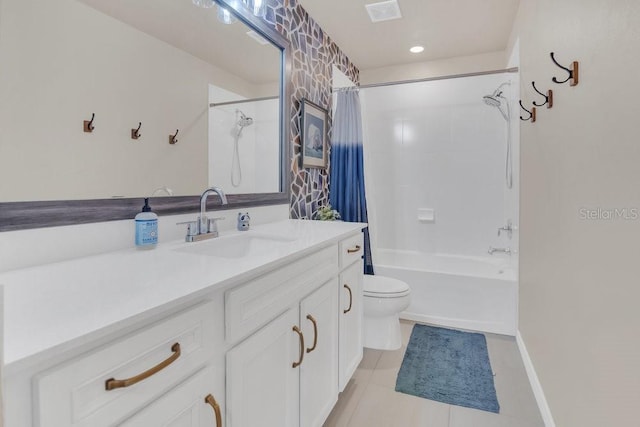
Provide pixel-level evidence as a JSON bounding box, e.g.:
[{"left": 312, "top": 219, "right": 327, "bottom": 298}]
[{"left": 173, "top": 232, "right": 297, "bottom": 259}]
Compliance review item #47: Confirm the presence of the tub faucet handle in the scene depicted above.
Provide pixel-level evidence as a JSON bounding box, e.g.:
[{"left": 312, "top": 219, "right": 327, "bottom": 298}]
[{"left": 497, "top": 219, "right": 514, "bottom": 238}]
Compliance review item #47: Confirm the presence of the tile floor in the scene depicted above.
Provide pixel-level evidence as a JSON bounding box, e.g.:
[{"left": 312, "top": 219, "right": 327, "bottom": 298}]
[{"left": 324, "top": 320, "right": 545, "bottom": 427}]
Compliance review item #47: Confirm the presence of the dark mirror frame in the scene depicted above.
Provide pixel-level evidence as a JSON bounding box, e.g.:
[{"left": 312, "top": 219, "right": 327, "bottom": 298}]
[{"left": 0, "top": 0, "right": 291, "bottom": 232}]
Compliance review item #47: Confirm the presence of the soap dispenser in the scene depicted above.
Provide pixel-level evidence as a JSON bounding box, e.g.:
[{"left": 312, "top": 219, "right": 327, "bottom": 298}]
[
  {"left": 135, "top": 187, "right": 173, "bottom": 249},
  {"left": 135, "top": 198, "right": 158, "bottom": 249}
]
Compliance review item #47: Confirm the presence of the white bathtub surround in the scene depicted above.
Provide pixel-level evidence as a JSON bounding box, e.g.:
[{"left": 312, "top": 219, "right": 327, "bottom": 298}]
[
  {"left": 376, "top": 249, "right": 517, "bottom": 336},
  {"left": 362, "top": 73, "right": 519, "bottom": 258},
  {"left": 361, "top": 72, "right": 520, "bottom": 336},
  {"left": 0, "top": 204, "right": 288, "bottom": 273},
  {"left": 208, "top": 85, "right": 280, "bottom": 194}
]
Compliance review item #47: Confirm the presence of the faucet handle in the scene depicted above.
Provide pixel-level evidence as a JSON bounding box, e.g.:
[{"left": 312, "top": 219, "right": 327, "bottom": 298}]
[{"left": 177, "top": 220, "right": 199, "bottom": 236}]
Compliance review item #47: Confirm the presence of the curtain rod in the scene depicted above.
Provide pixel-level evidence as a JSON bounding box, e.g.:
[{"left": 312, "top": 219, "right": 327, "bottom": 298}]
[
  {"left": 354, "top": 67, "right": 519, "bottom": 90},
  {"left": 209, "top": 95, "right": 279, "bottom": 108}
]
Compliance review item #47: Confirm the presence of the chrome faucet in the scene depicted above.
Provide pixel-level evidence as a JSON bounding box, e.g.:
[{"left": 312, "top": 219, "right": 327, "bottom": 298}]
[
  {"left": 178, "top": 186, "right": 228, "bottom": 242},
  {"left": 488, "top": 246, "right": 511, "bottom": 255},
  {"left": 199, "top": 186, "right": 228, "bottom": 234}
]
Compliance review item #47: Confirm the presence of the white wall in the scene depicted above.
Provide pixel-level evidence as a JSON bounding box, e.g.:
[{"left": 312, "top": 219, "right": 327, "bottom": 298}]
[
  {"left": 0, "top": 0, "right": 260, "bottom": 201},
  {"left": 360, "top": 51, "right": 507, "bottom": 86},
  {"left": 511, "top": 1, "right": 640, "bottom": 426},
  {"left": 362, "top": 73, "right": 518, "bottom": 259}
]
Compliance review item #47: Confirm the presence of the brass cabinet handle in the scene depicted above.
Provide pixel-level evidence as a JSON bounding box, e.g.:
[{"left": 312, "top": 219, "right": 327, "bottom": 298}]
[
  {"left": 105, "top": 343, "right": 181, "bottom": 391},
  {"left": 347, "top": 245, "right": 362, "bottom": 254},
  {"left": 205, "top": 394, "right": 222, "bottom": 427},
  {"left": 292, "top": 325, "right": 305, "bottom": 368},
  {"left": 343, "top": 284, "right": 353, "bottom": 314},
  {"left": 306, "top": 315, "right": 318, "bottom": 353}
]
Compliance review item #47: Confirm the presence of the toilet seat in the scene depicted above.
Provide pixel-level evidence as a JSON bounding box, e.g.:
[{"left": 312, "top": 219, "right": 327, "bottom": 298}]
[{"left": 363, "top": 275, "right": 411, "bottom": 298}]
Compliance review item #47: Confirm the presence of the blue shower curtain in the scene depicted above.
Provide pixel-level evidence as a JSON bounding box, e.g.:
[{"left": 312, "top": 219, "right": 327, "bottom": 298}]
[{"left": 330, "top": 89, "right": 374, "bottom": 275}]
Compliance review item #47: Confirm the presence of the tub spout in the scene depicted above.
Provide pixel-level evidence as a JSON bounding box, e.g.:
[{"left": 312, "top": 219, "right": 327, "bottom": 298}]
[{"left": 488, "top": 246, "right": 511, "bottom": 255}]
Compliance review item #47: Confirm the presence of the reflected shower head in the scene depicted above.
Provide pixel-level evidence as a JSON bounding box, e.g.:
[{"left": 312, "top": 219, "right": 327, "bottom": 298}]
[{"left": 237, "top": 110, "right": 254, "bottom": 128}]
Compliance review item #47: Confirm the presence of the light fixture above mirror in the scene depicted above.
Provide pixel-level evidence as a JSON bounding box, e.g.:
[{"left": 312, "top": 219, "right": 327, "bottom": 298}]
[{"left": 193, "top": 0, "right": 265, "bottom": 23}]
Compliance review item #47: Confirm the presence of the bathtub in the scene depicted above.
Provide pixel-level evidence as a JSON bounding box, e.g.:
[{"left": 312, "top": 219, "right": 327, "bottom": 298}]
[{"left": 374, "top": 249, "right": 517, "bottom": 336}]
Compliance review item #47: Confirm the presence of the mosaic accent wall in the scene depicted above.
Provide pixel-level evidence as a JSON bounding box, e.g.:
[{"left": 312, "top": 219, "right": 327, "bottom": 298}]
[{"left": 263, "top": 0, "right": 360, "bottom": 219}]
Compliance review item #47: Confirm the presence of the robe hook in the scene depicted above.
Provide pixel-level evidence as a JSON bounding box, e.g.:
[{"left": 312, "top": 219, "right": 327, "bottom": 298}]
[
  {"left": 532, "top": 82, "right": 553, "bottom": 108},
  {"left": 84, "top": 113, "right": 95, "bottom": 133},
  {"left": 169, "top": 129, "right": 179, "bottom": 145},
  {"left": 519, "top": 100, "right": 536, "bottom": 123},
  {"left": 550, "top": 52, "right": 579, "bottom": 86},
  {"left": 131, "top": 122, "right": 142, "bottom": 140}
]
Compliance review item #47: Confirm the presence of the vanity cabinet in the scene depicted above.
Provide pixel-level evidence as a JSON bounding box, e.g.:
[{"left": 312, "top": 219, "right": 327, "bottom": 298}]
[
  {"left": 225, "top": 232, "right": 362, "bottom": 427},
  {"left": 120, "top": 366, "right": 223, "bottom": 427},
  {"left": 338, "top": 235, "right": 364, "bottom": 391},
  {"left": 34, "top": 300, "right": 222, "bottom": 427},
  {"left": 3, "top": 223, "right": 365, "bottom": 427},
  {"left": 226, "top": 280, "right": 338, "bottom": 427}
]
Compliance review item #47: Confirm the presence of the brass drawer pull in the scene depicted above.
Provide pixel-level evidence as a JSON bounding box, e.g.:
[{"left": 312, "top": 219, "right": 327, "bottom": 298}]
[
  {"left": 306, "top": 315, "right": 318, "bottom": 353},
  {"left": 347, "top": 245, "right": 362, "bottom": 254},
  {"left": 205, "top": 394, "right": 222, "bottom": 427},
  {"left": 105, "top": 342, "right": 181, "bottom": 391},
  {"left": 292, "top": 325, "right": 305, "bottom": 368},
  {"left": 343, "top": 284, "right": 353, "bottom": 314}
]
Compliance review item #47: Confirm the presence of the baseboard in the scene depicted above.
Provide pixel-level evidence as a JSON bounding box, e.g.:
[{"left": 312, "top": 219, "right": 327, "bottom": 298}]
[
  {"left": 516, "top": 331, "right": 556, "bottom": 427},
  {"left": 400, "top": 312, "right": 515, "bottom": 337}
]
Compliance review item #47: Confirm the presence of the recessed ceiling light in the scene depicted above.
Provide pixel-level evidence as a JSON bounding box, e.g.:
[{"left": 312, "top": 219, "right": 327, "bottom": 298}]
[{"left": 410, "top": 46, "right": 425, "bottom": 54}]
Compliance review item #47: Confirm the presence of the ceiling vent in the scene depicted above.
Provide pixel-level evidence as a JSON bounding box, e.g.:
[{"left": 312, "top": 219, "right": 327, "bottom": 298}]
[{"left": 365, "top": 0, "right": 402, "bottom": 23}]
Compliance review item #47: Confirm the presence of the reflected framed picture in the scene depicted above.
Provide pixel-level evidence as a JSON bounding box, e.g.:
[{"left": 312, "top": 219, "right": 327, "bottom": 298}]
[{"left": 301, "top": 99, "right": 328, "bottom": 168}]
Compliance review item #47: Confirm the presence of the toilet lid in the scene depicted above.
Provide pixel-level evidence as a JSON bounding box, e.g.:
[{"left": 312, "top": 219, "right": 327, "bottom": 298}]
[{"left": 363, "top": 275, "right": 410, "bottom": 296}]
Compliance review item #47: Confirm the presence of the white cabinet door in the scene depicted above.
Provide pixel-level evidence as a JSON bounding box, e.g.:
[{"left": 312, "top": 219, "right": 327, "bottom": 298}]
[
  {"left": 299, "top": 280, "right": 339, "bottom": 427},
  {"left": 226, "top": 308, "right": 300, "bottom": 427},
  {"left": 120, "top": 366, "right": 223, "bottom": 427},
  {"left": 338, "top": 261, "right": 364, "bottom": 391}
]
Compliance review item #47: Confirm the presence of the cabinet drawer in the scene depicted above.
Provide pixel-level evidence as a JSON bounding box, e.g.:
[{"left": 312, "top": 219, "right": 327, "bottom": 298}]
[
  {"left": 121, "top": 366, "right": 224, "bottom": 427},
  {"left": 339, "top": 232, "right": 364, "bottom": 269},
  {"left": 35, "top": 301, "right": 217, "bottom": 427},
  {"left": 225, "top": 245, "right": 338, "bottom": 344}
]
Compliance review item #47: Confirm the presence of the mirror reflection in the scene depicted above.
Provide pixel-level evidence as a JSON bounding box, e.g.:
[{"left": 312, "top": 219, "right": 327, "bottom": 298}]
[{"left": 0, "top": 0, "right": 282, "bottom": 202}]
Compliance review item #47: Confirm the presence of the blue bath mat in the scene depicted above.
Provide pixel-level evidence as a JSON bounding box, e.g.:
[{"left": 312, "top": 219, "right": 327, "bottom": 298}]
[{"left": 395, "top": 324, "right": 500, "bottom": 413}]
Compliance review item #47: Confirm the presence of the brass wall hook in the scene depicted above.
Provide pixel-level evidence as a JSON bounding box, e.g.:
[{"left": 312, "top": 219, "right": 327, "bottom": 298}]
[
  {"left": 169, "top": 129, "right": 179, "bottom": 145},
  {"left": 550, "top": 52, "right": 579, "bottom": 86},
  {"left": 131, "top": 122, "right": 142, "bottom": 140},
  {"left": 84, "top": 113, "right": 95, "bottom": 133},
  {"left": 532, "top": 81, "right": 553, "bottom": 108},
  {"left": 519, "top": 100, "right": 536, "bottom": 123}
]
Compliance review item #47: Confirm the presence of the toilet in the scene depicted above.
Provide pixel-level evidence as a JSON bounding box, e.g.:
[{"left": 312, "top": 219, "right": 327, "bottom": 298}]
[{"left": 363, "top": 275, "right": 411, "bottom": 350}]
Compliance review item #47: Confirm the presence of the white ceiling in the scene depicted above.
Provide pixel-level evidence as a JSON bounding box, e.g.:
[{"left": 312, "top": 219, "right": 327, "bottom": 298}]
[{"left": 297, "top": 0, "right": 520, "bottom": 71}]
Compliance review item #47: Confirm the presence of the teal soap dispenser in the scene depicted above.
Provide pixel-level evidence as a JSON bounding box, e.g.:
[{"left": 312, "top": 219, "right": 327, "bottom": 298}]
[
  {"left": 135, "top": 187, "right": 173, "bottom": 249},
  {"left": 135, "top": 198, "right": 158, "bottom": 249}
]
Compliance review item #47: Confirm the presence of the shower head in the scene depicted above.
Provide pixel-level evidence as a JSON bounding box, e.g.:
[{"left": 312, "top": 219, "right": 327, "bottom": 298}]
[
  {"left": 483, "top": 82, "right": 511, "bottom": 121},
  {"left": 237, "top": 110, "right": 254, "bottom": 128},
  {"left": 482, "top": 94, "right": 502, "bottom": 107}
]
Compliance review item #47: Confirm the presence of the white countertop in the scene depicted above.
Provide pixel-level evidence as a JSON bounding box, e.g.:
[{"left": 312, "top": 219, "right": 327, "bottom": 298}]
[{"left": 1, "top": 219, "right": 365, "bottom": 374}]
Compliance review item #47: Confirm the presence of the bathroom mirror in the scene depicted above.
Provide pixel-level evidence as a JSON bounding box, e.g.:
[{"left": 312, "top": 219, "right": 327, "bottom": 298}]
[{"left": 0, "top": 0, "right": 291, "bottom": 230}]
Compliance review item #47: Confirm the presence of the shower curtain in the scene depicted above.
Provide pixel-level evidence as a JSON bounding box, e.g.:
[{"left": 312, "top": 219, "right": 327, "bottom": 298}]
[{"left": 330, "top": 89, "right": 374, "bottom": 275}]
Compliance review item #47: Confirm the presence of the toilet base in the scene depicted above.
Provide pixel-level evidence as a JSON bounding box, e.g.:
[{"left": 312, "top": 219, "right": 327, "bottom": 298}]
[{"left": 363, "top": 313, "right": 402, "bottom": 351}]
